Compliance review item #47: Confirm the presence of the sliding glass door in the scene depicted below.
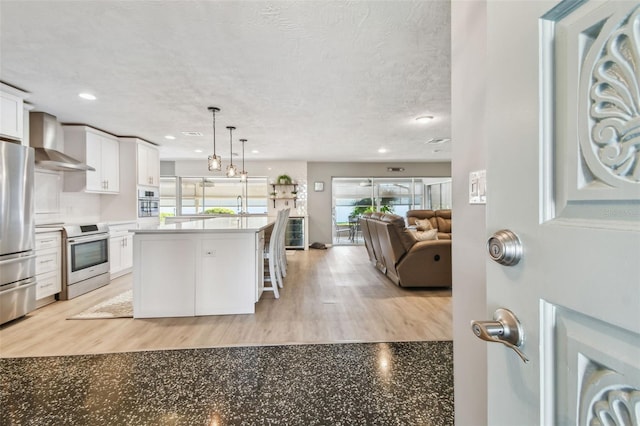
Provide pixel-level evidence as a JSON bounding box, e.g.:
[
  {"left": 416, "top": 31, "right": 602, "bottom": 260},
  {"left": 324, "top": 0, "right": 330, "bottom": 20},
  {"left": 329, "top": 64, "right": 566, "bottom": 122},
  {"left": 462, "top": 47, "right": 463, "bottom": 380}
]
[{"left": 331, "top": 177, "right": 451, "bottom": 245}]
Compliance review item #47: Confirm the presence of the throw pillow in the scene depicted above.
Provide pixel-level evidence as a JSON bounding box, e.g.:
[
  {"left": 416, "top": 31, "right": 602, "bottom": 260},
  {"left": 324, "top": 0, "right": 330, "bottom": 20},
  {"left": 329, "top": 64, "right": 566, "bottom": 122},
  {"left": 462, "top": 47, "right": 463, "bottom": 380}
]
[
  {"left": 414, "top": 219, "right": 433, "bottom": 231},
  {"left": 414, "top": 228, "right": 438, "bottom": 241}
]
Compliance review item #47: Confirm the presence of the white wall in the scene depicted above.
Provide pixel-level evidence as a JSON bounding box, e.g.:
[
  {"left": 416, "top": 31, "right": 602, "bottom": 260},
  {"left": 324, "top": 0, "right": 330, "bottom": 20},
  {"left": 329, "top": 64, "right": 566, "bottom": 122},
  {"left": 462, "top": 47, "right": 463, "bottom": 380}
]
[
  {"left": 307, "top": 161, "right": 451, "bottom": 244},
  {"left": 451, "top": 1, "right": 488, "bottom": 424}
]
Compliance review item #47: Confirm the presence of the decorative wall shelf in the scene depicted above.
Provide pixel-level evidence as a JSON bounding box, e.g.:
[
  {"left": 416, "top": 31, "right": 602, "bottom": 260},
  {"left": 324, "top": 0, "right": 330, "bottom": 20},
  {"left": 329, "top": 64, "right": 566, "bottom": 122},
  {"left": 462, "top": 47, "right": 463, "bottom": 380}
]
[{"left": 270, "top": 183, "right": 298, "bottom": 208}]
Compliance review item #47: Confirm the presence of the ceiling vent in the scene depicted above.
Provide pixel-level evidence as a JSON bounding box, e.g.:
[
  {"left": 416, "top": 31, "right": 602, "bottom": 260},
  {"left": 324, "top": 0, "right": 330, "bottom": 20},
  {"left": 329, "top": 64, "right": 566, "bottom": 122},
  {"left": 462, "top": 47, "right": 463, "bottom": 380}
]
[
  {"left": 181, "top": 131, "right": 203, "bottom": 136},
  {"left": 425, "top": 137, "right": 450, "bottom": 144}
]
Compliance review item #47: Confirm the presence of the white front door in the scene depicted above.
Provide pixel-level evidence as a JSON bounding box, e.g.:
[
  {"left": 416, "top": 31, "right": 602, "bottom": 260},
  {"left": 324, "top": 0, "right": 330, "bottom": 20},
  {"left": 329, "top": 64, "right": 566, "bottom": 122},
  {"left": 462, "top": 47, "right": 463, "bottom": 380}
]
[{"left": 483, "top": 1, "right": 640, "bottom": 424}]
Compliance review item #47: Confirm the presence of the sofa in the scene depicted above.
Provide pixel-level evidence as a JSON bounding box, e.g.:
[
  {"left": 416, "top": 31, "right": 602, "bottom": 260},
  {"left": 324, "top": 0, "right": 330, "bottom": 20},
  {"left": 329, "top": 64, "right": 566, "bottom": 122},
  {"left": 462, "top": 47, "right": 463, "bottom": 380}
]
[
  {"left": 359, "top": 210, "right": 452, "bottom": 288},
  {"left": 406, "top": 209, "right": 452, "bottom": 240}
]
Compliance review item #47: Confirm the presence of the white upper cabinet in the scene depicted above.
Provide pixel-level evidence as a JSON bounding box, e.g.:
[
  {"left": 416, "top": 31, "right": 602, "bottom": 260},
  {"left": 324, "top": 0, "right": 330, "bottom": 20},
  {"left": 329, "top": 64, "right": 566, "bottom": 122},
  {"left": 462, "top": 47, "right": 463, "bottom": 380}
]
[
  {"left": 63, "top": 126, "right": 120, "bottom": 193},
  {"left": 0, "top": 90, "right": 25, "bottom": 141},
  {"left": 137, "top": 142, "right": 160, "bottom": 187},
  {"left": 99, "top": 135, "right": 120, "bottom": 192}
]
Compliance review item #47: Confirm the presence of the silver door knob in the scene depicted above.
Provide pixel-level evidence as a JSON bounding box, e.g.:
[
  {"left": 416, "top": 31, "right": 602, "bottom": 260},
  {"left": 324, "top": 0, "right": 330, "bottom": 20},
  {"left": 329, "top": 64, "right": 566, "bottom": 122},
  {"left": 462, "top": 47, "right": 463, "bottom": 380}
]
[
  {"left": 471, "top": 308, "right": 529, "bottom": 363},
  {"left": 487, "top": 229, "right": 523, "bottom": 266}
]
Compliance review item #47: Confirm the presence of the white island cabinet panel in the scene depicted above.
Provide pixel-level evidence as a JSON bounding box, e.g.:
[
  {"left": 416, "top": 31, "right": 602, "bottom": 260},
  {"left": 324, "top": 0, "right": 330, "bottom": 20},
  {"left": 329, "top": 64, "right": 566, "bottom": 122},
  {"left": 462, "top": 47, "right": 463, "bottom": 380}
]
[
  {"left": 197, "top": 235, "right": 256, "bottom": 315},
  {"left": 134, "top": 237, "right": 196, "bottom": 318},
  {"left": 132, "top": 216, "right": 273, "bottom": 318}
]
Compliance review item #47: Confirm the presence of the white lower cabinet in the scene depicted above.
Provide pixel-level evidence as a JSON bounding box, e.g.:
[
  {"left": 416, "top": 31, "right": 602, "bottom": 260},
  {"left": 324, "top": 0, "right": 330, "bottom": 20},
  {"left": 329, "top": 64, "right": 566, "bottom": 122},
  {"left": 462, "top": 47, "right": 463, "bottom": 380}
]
[
  {"left": 35, "top": 231, "right": 62, "bottom": 306},
  {"left": 110, "top": 232, "right": 134, "bottom": 278}
]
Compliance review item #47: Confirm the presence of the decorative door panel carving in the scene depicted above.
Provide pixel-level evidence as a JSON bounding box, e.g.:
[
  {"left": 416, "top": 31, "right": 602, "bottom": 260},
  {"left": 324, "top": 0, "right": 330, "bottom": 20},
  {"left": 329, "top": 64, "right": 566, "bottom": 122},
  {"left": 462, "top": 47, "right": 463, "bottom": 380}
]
[
  {"left": 539, "top": 1, "right": 640, "bottom": 423},
  {"left": 543, "top": 302, "right": 640, "bottom": 425},
  {"left": 543, "top": 1, "right": 640, "bottom": 224}
]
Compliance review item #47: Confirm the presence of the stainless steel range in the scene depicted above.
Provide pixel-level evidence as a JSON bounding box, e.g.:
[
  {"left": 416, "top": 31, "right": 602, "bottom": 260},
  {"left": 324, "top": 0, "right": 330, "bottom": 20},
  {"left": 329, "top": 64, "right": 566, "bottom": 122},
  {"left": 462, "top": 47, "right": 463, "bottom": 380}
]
[{"left": 59, "top": 223, "right": 110, "bottom": 300}]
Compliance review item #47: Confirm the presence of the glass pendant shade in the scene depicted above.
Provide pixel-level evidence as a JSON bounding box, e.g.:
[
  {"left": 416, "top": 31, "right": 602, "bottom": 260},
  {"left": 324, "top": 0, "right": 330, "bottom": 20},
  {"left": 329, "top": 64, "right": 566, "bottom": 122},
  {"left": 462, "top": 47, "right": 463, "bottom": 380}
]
[
  {"left": 226, "top": 164, "right": 237, "bottom": 177},
  {"left": 226, "top": 126, "right": 237, "bottom": 178},
  {"left": 240, "top": 171, "right": 248, "bottom": 182},
  {"left": 207, "top": 106, "right": 222, "bottom": 171},
  {"left": 208, "top": 154, "right": 221, "bottom": 171}
]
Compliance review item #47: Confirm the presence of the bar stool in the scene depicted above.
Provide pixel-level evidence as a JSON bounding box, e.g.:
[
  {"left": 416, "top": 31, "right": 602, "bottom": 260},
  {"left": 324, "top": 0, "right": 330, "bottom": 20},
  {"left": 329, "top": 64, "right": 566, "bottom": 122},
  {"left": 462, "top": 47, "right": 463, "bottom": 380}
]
[
  {"left": 278, "top": 208, "right": 290, "bottom": 278},
  {"left": 263, "top": 210, "right": 287, "bottom": 298}
]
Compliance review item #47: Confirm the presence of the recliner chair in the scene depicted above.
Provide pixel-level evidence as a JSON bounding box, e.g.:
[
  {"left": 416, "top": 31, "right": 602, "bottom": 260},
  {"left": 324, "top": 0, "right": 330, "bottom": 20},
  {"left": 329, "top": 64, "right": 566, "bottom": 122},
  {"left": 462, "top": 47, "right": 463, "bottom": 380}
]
[{"left": 360, "top": 210, "right": 452, "bottom": 288}]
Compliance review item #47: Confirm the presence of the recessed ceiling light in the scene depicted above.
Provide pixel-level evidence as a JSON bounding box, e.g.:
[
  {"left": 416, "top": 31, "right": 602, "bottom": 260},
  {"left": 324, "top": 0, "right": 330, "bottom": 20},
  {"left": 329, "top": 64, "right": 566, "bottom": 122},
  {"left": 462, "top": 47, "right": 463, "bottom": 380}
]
[
  {"left": 165, "top": 135, "right": 176, "bottom": 140},
  {"left": 251, "top": 150, "right": 259, "bottom": 154},
  {"left": 194, "top": 149, "right": 203, "bottom": 153},
  {"left": 181, "top": 131, "right": 203, "bottom": 136},
  {"left": 78, "top": 93, "right": 96, "bottom": 100},
  {"left": 378, "top": 148, "right": 388, "bottom": 154},
  {"left": 415, "top": 115, "right": 434, "bottom": 123},
  {"left": 425, "top": 137, "right": 450, "bottom": 144}
]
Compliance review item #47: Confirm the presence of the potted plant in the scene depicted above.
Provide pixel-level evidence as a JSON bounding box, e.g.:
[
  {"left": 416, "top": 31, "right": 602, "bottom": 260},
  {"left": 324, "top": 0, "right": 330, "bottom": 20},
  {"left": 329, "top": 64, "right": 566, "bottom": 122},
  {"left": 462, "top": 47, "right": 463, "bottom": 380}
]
[{"left": 277, "top": 174, "right": 292, "bottom": 185}]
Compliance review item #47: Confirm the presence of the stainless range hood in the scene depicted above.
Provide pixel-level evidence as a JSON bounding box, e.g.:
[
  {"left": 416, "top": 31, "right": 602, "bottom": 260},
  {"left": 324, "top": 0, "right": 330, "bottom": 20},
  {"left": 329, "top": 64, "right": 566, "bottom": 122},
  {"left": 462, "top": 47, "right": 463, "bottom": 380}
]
[{"left": 29, "top": 112, "right": 95, "bottom": 172}]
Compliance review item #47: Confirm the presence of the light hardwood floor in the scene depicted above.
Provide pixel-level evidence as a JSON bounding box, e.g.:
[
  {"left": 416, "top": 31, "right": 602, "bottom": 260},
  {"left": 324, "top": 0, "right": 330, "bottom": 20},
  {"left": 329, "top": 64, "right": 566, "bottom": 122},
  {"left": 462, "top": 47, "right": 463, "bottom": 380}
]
[{"left": 0, "top": 246, "right": 452, "bottom": 358}]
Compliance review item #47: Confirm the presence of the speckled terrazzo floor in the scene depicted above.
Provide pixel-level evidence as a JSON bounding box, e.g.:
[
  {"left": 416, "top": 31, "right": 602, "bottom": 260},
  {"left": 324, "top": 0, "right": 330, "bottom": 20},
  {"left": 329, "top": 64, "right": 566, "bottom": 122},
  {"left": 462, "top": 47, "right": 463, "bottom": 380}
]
[{"left": 1, "top": 341, "right": 453, "bottom": 425}]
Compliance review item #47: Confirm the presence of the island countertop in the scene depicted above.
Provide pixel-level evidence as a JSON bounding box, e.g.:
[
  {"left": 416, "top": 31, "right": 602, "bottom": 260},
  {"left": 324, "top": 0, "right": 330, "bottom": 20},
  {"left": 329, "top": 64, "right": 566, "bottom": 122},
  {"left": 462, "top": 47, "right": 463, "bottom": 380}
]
[{"left": 132, "top": 216, "right": 274, "bottom": 234}]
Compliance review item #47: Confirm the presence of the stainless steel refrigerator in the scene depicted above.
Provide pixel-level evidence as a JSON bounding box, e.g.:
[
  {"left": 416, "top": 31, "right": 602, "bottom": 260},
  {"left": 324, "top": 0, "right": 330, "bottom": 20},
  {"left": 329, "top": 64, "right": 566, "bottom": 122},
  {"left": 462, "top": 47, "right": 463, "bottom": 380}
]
[{"left": 0, "top": 140, "right": 36, "bottom": 325}]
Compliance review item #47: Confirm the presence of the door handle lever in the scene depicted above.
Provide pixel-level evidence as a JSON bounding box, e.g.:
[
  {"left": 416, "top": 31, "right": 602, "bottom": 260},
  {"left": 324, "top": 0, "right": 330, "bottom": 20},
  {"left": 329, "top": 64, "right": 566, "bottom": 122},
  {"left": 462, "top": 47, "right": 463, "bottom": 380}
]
[{"left": 471, "top": 308, "right": 529, "bottom": 363}]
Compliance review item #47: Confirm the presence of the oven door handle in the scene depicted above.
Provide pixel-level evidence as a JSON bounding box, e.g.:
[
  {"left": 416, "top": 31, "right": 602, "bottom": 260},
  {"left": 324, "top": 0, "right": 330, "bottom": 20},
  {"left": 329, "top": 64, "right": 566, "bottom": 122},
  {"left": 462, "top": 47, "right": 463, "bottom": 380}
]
[
  {"left": 0, "top": 254, "right": 37, "bottom": 266},
  {"left": 67, "top": 234, "right": 109, "bottom": 244}
]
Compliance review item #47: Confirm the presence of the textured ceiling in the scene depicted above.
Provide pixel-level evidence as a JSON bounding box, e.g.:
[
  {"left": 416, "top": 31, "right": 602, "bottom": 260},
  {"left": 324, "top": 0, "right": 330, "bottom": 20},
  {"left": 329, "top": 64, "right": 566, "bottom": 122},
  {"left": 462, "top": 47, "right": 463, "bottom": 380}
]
[{"left": 0, "top": 1, "right": 451, "bottom": 162}]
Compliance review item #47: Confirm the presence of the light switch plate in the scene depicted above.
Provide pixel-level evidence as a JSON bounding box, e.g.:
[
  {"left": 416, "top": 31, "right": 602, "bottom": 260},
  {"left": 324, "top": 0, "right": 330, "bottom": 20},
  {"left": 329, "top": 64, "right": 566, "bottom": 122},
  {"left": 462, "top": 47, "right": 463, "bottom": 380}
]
[{"left": 469, "top": 170, "right": 487, "bottom": 204}]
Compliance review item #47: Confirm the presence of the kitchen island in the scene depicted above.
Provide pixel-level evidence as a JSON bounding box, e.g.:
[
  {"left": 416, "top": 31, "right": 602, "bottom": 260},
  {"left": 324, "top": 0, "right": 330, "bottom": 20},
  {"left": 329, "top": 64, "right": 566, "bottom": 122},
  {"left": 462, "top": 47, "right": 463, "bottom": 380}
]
[{"left": 131, "top": 216, "right": 274, "bottom": 318}]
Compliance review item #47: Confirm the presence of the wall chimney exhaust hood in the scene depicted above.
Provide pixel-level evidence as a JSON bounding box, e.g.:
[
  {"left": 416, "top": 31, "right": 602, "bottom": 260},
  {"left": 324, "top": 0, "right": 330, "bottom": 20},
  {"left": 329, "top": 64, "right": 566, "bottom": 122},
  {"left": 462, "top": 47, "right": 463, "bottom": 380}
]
[{"left": 29, "top": 112, "right": 95, "bottom": 172}]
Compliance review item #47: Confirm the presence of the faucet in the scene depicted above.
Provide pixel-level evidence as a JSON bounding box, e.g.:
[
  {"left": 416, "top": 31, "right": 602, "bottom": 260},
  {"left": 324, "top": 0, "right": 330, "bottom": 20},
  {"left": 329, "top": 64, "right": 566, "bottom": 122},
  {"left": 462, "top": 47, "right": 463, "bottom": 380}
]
[{"left": 237, "top": 195, "right": 243, "bottom": 214}]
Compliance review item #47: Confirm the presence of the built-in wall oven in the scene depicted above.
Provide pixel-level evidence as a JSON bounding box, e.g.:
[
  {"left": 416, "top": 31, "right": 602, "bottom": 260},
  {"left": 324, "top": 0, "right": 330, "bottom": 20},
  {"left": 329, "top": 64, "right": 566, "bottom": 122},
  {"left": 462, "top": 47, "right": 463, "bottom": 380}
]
[
  {"left": 59, "top": 223, "right": 110, "bottom": 300},
  {"left": 138, "top": 189, "right": 159, "bottom": 217}
]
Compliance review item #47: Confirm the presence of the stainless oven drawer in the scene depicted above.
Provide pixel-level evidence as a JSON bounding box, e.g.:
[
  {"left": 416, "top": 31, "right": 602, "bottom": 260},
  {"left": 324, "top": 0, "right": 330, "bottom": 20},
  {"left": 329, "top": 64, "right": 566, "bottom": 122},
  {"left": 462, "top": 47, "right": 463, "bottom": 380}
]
[
  {"left": 0, "top": 278, "right": 36, "bottom": 325},
  {"left": 67, "top": 261, "right": 110, "bottom": 285}
]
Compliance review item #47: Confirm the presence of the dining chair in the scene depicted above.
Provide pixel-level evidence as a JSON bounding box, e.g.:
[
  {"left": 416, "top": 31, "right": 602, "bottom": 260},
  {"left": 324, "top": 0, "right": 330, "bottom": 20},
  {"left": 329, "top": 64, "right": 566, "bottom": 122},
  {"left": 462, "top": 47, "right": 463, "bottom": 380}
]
[
  {"left": 349, "top": 215, "right": 362, "bottom": 243},
  {"left": 334, "top": 214, "right": 351, "bottom": 242}
]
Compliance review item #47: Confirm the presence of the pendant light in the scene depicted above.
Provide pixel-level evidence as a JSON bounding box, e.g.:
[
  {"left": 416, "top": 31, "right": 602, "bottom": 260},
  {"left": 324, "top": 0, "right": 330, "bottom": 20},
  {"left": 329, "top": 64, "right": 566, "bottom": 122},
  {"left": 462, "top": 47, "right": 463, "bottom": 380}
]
[
  {"left": 239, "top": 139, "right": 248, "bottom": 182},
  {"left": 226, "top": 126, "right": 237, "bottom": 177},
  {"left": 207, "top": 106, "right": 221, "bottom": 171}
]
